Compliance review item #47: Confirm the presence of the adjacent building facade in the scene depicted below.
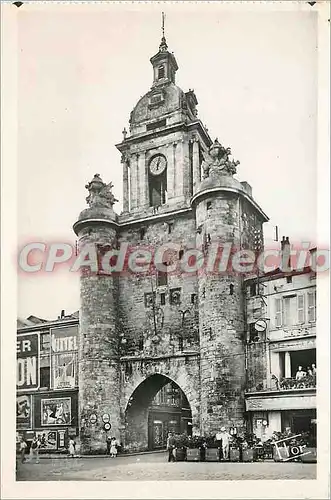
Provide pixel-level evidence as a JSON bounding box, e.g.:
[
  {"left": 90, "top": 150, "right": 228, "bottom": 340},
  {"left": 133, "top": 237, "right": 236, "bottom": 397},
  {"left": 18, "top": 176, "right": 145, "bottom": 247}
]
[
  {"left": 16, "top": 312, "right": 79, "bottom": 451},
  {"left": 244, "top": 247, "right": 316, "bottom": 443}
]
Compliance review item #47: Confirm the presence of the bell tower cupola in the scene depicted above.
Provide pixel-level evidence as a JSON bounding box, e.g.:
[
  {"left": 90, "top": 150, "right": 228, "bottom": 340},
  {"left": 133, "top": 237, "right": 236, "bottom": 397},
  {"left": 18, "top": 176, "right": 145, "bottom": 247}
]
[{"left": 150, "top": 13, "right": 178, "bottom": 87}]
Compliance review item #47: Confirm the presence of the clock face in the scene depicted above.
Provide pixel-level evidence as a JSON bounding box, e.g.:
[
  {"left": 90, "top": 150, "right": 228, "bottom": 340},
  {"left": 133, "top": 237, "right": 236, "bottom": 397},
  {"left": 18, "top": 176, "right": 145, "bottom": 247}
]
[
  {"left": 254, "top": 319, "right": 267, "bottom": 332},
  {"left": 149, "top": 155, "right": 167, "bottom": 176}
]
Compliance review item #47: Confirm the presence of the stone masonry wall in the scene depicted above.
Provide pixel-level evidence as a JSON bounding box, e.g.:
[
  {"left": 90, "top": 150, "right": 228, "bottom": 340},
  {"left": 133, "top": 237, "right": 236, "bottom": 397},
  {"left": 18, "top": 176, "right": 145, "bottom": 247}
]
[{"left": 78, "top": 224, "right": 121, "bottom": 454}]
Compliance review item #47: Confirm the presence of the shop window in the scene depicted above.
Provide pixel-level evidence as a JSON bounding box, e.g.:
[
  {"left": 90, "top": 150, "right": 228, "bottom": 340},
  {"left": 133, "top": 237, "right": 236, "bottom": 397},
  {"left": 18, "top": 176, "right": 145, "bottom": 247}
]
[
  {"left": 40, "top": 366, "right": 50, "bottom": 388},
  {"left": 250, "top": 284, "right": 257, "bottom": 296},
  {"left": 41, "top": 333, "right": 50, "bottom": 351}
]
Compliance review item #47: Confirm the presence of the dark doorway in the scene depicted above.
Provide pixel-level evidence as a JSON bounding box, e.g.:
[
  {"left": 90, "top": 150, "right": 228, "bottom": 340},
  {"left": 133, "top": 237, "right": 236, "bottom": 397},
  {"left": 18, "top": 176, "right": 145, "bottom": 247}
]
[{"left": 125, "top": 375, "right": 192, "bottom": 452}]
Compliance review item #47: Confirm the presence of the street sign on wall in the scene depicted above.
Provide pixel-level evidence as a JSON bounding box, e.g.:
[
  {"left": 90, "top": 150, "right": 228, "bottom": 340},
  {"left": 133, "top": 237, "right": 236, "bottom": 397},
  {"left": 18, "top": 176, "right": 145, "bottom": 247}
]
[{"left": 16, "top": 333, "right": 40, "bottom": 391}]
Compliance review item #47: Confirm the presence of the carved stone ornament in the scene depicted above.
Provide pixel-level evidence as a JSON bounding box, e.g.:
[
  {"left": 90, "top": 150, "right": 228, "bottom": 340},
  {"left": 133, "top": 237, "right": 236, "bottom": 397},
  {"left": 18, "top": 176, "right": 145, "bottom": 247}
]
[
  {"left": 201, "top": 139, "right": 240, "bottom": 178},
  {"left": 85, "top": 174, "right": 118, "bottom": 209}
]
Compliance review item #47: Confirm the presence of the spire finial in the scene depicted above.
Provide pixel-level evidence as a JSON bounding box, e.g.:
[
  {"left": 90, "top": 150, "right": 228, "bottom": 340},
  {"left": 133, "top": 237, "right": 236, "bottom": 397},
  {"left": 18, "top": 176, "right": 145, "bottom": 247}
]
[
  {"left": 159, "top": 12, "right": 168, "bottom": 52},
  {"left": 162, "top": 12, "right": 165, "bottom": 37}
]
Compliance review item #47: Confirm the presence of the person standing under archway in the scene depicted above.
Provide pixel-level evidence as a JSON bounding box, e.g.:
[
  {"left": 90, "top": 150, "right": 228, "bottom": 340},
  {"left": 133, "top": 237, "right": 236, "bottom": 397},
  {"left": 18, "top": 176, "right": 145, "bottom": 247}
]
[{"left": 166, "top": 432, "right": 175, "bottom": 462}]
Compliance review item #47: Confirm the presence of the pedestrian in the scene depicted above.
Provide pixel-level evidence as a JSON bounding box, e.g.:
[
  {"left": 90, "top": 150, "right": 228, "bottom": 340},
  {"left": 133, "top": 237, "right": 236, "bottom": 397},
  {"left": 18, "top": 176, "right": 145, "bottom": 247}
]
[
  {"left": 19, "top": 437, "right": 27, "bottom": 463},
  {"left": 29, "top": 436, "right": 40, "bottom": 463},
  {"left": 110, "top": 437, "right": 118, "bottom": 458},
  {"left": 106, "top": 435, "right": 112, "bottom": 456},
  {"left": 166, "top": 432, "right": 176, "bottom": 462},
  {"left": 219, "top": 427, "right": 231, "bottom": 461},
  {"left": 68, "top": 437, "right": 75, "bottom": 458}
]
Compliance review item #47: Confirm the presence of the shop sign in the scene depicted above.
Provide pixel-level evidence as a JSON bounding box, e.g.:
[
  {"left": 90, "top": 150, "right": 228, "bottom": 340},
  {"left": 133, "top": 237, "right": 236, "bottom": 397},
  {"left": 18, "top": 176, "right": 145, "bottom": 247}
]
[
  {"left": 246, "top": 394, "right": 316, "bottom": 411},
  {"left": 51, "top": 326, "right": 78, "bottom": 390},
  {"left": 17, "top": 333, "right": 40, "bottom": 391}
]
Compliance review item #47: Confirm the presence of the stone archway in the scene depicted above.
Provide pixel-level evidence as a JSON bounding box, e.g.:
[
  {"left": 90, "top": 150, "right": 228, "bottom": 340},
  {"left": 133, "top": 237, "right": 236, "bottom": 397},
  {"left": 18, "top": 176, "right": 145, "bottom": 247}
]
[{"left": 123, "top": 374, "right": 193, "bottom": 452}]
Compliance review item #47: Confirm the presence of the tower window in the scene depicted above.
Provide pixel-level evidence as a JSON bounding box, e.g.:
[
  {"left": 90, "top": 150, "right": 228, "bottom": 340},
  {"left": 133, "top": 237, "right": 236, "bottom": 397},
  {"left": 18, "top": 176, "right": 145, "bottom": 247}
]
[
  {"left": 158, "top": 65, "right": 165, "bottom": 79},
  {"left": 229, "top": 284, "right": 234, "bottom": 295},
  {"left": 157, "top": 263, "right": 168, "bottom": 287},
  {"left": 191, "top": 293, "right": 197, "bottom": 304},
  {"left": 160, "top": 293, "right": 166, "bottom": 305},
  {"left": 149, "top": 170, "right": 167, "bottom": 207},
  {"left": 139, "top": 227, "right": 146, "bottom": 240}
]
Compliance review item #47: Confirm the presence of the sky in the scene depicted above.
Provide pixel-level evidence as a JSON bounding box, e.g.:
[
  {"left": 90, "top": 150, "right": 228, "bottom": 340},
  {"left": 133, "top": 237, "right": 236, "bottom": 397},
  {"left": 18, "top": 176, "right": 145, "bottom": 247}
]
[{"left": 16, "top": 3, "right": 318, "bottom": 320}]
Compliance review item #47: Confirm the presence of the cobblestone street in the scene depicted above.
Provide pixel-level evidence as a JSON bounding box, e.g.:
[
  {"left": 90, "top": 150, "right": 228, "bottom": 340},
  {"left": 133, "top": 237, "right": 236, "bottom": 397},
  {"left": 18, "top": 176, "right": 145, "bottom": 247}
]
[{"left": 16, "top": 452, "right": 316, "bottom": 481}]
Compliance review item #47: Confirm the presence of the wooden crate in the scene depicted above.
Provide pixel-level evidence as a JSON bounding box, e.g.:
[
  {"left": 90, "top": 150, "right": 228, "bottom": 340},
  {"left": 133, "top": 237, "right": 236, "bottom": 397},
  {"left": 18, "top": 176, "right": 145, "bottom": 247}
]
[
  {"left": 186, "top": 449, "right": 200, "bottom": 462},
  {"left": 301, "top": 448, "right": 317, "bottom": 463},
  {"left": 229, "top": 449, "right": 240, "bottom": 462},
  {"left": 205, "top": 448, "right": 220, "bottom": 462},
  {"left": 242, "top": 449, "right": 255, "bottom": 462}
]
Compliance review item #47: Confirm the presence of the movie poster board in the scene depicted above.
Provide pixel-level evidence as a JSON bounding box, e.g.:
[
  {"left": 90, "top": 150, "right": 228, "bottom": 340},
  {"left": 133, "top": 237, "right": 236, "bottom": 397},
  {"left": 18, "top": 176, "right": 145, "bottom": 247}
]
[
  {"left": 41, "top": 397, "right": 72, "bottom": 426},
  {"left": 16, "top": 394, "right": 32, "bottom": 429},
  {"left": 50, "top": 326, "right": 78, "bottom": 390},
  {"left": 38, "top": 430, "right": 58, "bottom": 450}
]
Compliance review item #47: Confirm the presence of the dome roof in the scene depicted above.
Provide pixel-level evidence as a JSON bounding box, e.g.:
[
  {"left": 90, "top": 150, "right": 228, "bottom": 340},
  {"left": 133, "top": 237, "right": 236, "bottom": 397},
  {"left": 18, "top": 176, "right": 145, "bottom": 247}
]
[{"left": 130, "top": 83, "right": 186, "bottom": 127}]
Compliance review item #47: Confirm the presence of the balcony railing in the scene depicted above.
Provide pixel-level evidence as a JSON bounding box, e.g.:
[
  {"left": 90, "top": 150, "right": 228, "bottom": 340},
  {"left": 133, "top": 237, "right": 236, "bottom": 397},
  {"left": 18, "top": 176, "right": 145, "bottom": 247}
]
[
  {"left": 247, "top": 375, "right": 316, "bottom": 393},
  {"left": 278, "top": 375, "right": 316, "bottom": 390}
]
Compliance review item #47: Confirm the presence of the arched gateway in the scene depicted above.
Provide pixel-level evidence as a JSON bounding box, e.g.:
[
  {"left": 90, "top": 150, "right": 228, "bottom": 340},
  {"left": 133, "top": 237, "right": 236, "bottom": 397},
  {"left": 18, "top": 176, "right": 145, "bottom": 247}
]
[
  {"left": 73, "top": 28, "right": 268, "bottom": 455},
  {"left": 124, "top": 374, "right": 193, "bottom": 452}
]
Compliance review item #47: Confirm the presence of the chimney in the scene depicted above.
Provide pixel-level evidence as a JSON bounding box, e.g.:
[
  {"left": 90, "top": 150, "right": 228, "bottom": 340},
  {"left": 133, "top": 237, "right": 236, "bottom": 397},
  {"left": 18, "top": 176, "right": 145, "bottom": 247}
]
[
  {"left": 60, "top": 309, "right": 65, "bottom": 318},
  {"left": 280, "top": 236, "right": 291, "bottom": 272}
]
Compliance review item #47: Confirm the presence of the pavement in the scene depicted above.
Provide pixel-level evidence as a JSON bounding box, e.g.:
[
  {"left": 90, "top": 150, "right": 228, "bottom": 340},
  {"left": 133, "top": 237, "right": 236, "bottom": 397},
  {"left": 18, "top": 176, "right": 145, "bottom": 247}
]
[{"left": 16, "top": 451, "right": 317, "bottom": 481}]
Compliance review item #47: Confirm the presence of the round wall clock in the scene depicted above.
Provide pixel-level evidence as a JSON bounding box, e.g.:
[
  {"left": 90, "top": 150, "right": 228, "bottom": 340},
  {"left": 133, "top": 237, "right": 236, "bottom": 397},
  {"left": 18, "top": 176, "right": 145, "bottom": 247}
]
[
  {"left": 149, "top": 155, "right": 167, "bottom": 176},
  {"left": 254, "top": 319, "right": 267, "bottom": 332}
]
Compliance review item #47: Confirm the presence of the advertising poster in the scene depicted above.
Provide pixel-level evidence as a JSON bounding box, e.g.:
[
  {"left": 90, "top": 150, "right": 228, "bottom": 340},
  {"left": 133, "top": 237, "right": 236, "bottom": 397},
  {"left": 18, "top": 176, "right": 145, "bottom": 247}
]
[
  {"left": 38, "top": 430, "right": 58, "bottom": 450},
  {"left": 50, "top": 326, "right": 78, "bottom": 390},
  {"left": 17, "top": 333, "right": 40, "bottom": 391},
  {"left": 16, "top": 394, "right": 32, "bottom": 429},
  {"left": 41, "top": 397, "right": 71, "bottom": 426}
]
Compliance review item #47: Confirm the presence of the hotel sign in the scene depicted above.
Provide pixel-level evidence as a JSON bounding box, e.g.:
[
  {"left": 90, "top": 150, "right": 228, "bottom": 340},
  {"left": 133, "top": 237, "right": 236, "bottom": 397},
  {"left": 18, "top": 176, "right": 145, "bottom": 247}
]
[
  {"left": 246, "top": 394, "right": 316, "bottom": 412},
  {"left": 51, "top": 326, "right": 78, "bottom": 390},
  {"left": 16, "top": 333, "right": 40, "bottom": 391}
]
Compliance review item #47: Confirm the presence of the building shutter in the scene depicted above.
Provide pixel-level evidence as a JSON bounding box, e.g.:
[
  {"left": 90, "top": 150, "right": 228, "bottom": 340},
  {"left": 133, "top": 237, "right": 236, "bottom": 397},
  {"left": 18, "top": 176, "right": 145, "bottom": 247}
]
[
  {"left": 307, "top": 291, "right": 316, "bottom": 322},
  {"left": 297, "top": 294, "right": 305, "bottom": 324},
  {"left": 275, "top": 298, "right": 282, "bottom": 327}
]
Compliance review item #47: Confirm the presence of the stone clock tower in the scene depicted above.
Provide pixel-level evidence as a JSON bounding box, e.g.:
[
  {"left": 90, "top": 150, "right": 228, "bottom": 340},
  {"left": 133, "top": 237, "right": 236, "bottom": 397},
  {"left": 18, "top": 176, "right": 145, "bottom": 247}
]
[
  {"left": 116, "top": 34, "right": 212, "bottom": 216},
  {"left": 74, "top": 29, "right": 269, "bottom": 453}
]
